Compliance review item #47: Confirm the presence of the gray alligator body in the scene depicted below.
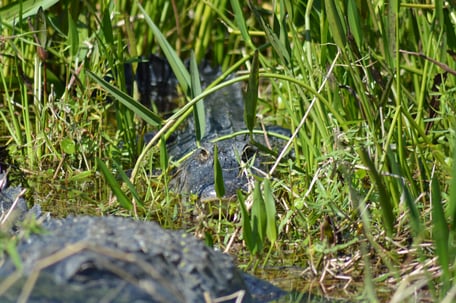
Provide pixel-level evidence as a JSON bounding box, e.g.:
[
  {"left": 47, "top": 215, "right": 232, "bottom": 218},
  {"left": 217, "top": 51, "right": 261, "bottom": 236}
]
[
  {"left": 1, "top": 216, "right": 250, "bottom": 302},
  {"left": 138, "top": 56, "right": 289, "bottom": 200},
  {"left": 0, "top": 175, "right": 286, "bottom": 302}
]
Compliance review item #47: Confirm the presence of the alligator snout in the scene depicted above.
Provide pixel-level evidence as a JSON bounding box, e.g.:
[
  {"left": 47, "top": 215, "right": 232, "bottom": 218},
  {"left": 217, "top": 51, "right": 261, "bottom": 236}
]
[{"left": 170, "top": 140, "right": 253, "bottom": 201}]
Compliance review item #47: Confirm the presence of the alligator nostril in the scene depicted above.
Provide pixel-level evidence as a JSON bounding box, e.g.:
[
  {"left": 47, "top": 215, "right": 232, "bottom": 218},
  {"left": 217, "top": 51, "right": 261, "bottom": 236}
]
[{"left": 197, "top": 148, "right": 210, "bottom": 163}]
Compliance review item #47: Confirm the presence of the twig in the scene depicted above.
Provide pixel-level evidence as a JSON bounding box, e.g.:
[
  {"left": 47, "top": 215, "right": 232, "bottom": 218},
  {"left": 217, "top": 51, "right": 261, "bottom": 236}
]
[{"left": 400, "top": 49, "right": 456, "bottom": 76}]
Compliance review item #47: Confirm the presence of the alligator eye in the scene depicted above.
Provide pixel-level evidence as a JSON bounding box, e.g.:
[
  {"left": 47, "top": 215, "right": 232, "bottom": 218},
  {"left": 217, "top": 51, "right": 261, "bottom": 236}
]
[
  {"left": 197, "top": 148, "right": 210, "bottom": 163},
  {"left": 242, "top": 145, "right": 257, "bottom": 163}
]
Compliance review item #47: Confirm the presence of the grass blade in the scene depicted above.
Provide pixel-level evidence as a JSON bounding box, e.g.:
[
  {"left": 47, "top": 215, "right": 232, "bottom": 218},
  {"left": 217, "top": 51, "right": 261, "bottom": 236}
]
[
  {"left": 113, "top": 160, "right": 144, "bottom": 209},
  {"left": 386, "top": 151, "right": 420, "bottom": 237},
  {"left": 347, "top": 0, "right": 362, "bottom": 49},
  {"left": 245, "top": 50, "right": 259, "bottom": 136},
  {"left": 67, "top": 12, "right": 79, "bottom": 57},
  {"left": 160, "top": 135, "right": 169, "bottom": 172},
  {"left": 251, "top": 5, "right": 290, "bottom": 65},
  {"left": 213, "top": 144, "right": 225, "bottom": 198},
  {"left": 358, "top": 147, "right": 395, "bottom": 237},
  {"left": 402, "top": 183, "right": 421, "bottom": 238},
  {"left": 87, "top": 71, "right": 162, "bottom": 126},
  {"left": 96, "top": 158, "right": 132, "bottom": 211},
  {"left": 447, "top": 139, "right": 456, "bottom": 274},
  {"left": 434, "top": 0, "right": 443, "bottom": 30},
  {"left": 252, "top": 180, "right": 266, "bottom": 251},
  {"left": 263, "top": 178, "right": 277, "bottom": 244},
  {"left": 138, "top": 3, "right": 190, "bottom": 95},
  {"left": 444, "top": 9, "right": 456, "bottom": 49},
  {"left": 431, "top": 175, "right": 450, "bottom": 291},
  {"left": 101, "top": 6, "right": 114, "bottom": 45},
  {"left": 449, "top": 139, "right": 456, "bottom": 232},
  {"left": 189, "top": 51, "right": 205, "bottom": 142},
  {"left": 36, "top": 7, "right": 47, "bottom": 50},
  {"left": 0, "top": 0, "right": 59, "bottom": 25},
  {"left": 238, "top": 191, "right": 256, "bottom": 254},
  {"left": 324, "top": 0, "right": 347, "bottom": 50},
  {"left": 230, "top": 0, "right": 253, "bottom": 48},
  {"left": 214, "top": 144, "right": 225, "bottom": 198}
]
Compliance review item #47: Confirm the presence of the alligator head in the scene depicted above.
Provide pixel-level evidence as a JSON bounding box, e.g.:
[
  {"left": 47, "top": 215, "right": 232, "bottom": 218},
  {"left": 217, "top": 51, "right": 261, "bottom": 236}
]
[{"left": 136, "top": 55, "right": 288, "bottom": 200}]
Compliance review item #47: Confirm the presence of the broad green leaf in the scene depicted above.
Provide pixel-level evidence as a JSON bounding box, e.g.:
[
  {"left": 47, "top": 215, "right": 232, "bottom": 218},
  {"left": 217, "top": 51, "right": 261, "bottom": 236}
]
[
  {"left": 213, "top": 144, "right": 225, "bottom": 198},
  {"left": 245, "top": 50, "right": 259, "bottom": 136},
  {"left": 101, "top": 6, "right": 114, "bottom": 45},
  {"left": 252, "top": 180, "right": 266, "bottom": 248},
  {"left": 204, "top": 232, "right": 214, "bottom": 248},
  {"left": 385, "top": 0, "right": 398, "bottom": 68},
  {"left": 87, "top": 71, "right": 162, "bottom": 126},
  {"left": 238, "top": 191, "right": 256, "bottom": 254},
  {"left": 230, "top": 0, "right": 253, "bottom": 48},
  {"left": 434, "top": 0, "right": 443, "bottom": 30},
  {"left": 0, "top": 0, "right": 59, "bottom": 25},
  {"left": 96, "top": 158, "right": 132, "bottom": 211},
  {"left": 431, "top": 175, "right": 450, "bottom": 290},
  {"left": 67, "top": 12, "right": 79, "bottom": 57},
  {"left": 190, "top": 51, "right": 205, "bottom": 142},
  {"left": 68, "top": 171, "right": 93, "bottom": 182},
  {"left": 276, "top": 13, "right": 292, "bottom": 66},
  {"left": 347, "top": 0, "right": 362, "bottom": 48},
  {"left": 160, "top": 135, "right": 169, "bottom": 172},
  {"left": 263, "top": 178, "right": 277, "bottom": 243},
  {"left": 124, "top": 14, "right": 138, "bottom": 59},
  {"left": 444, "top": 9, "right": 456, "bottom": 49},
  {"left": 324, "top": 0, "right": 347, "bottom": 50},
  {"left": 113, "top": 160, "right": 144, "bottom": 208},
  {"left": 449, "top": 137, "right": 456, "bottom": 231},
  {"left": 61, "top": 137, "right": 76, "bottom": 155},
  {"left": 138, "top": 3, "right": 190, "bottom": 95},
  {"left": 36, "top": 7, "right": 47, "bottom": 49},
  {"left": 251, "top": 3, "right": 290, "bottom": 64}
]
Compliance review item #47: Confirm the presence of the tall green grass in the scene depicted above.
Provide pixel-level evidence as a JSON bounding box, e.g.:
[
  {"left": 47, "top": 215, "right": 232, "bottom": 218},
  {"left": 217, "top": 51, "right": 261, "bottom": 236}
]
[{"left": 0, "top": 0, "right": 456, "bottom": 301}]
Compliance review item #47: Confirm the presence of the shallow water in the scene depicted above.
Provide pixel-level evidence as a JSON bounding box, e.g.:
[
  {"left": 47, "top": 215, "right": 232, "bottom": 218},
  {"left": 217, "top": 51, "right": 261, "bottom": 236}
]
[{"left": 249, "top": 266, "right": 358, "bottom": 302}]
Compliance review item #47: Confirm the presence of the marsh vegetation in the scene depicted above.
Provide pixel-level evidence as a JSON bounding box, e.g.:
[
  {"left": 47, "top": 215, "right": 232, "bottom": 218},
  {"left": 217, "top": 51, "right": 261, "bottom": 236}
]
[{"left": 1, "top": 1, "right": 456, "bottom": 302}]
